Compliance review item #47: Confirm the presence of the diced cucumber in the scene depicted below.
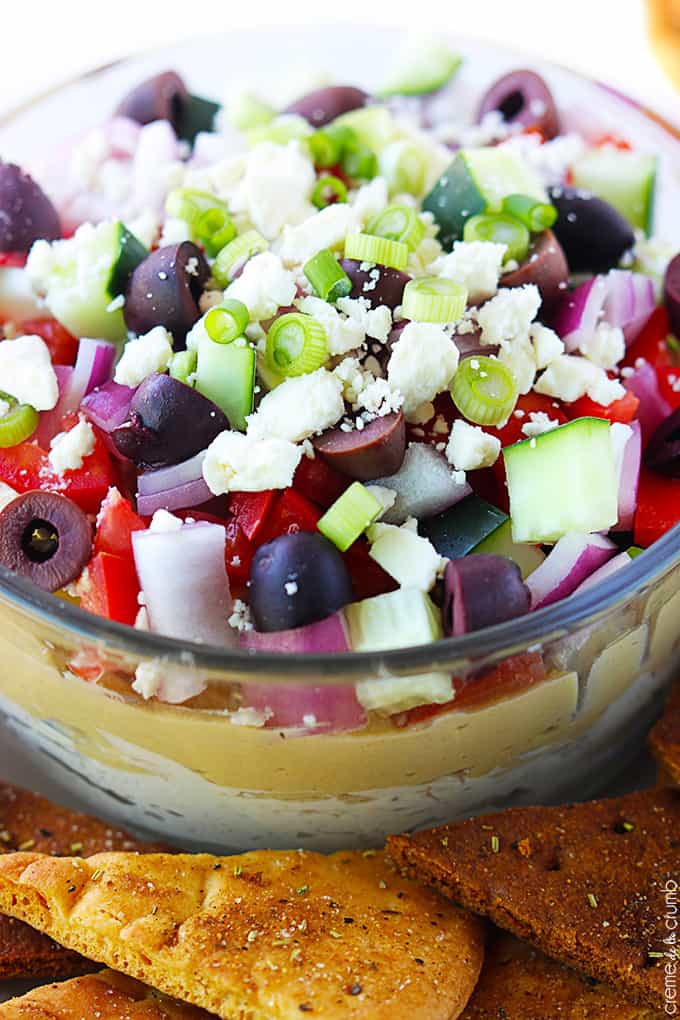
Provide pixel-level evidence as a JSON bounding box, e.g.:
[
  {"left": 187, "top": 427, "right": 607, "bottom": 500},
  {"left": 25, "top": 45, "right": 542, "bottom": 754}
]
[
  {"left": 471, "top": 518, "right": 546, "bottom": 579},
  {"left": 627, "top": 545, "right": 644, "bottom": 559},
  {"left": 571, "top": 148, "right": 657, "bottom": 235},
  {"left": 329, "top": 106, "right": 397, "bottom": 152},
  {"left": 177, "top": 94, "right": 221, "bottom": 144},
  {"left": 107, "top": 223, "right": 148, "bottom": 298},
  {"left": 420, "top": 494, "right": 508, "bottom": 559},
  {"left": 379, "top": 40, "right": 463, "bottom": 97},
  {"left": 503, "top": 417, "right": 618, "bottom": 544},
  {"left": 423, "top": 147, "right": 547, "bottom": 249},
  {"left": 195, "top": 336, "right": 256, "bottom": 431}
]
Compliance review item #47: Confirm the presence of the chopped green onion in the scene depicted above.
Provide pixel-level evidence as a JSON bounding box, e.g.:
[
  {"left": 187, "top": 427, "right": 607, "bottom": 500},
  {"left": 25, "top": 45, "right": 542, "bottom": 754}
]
[
  {"left": 307, "top": 130, "right": 342, "bottom": 169},
  {"left": 402, "top": 277, "right": 467, "bottom": 323},
  {"left": 168, "top": 349, "right": 197, "bottom": 385},
  {"left": 463, "top": 213, "right": 530, "bottom": 264},
  {"left": 167, "top": 188, "right": 226, "bottom": 225},
  {"left": 227, "top": 93, "right": 275, "bottom": 132},
  {"left": 195, "top": 207, "right": 236, "bottom": 257},
  {"left": 212, "top": 230, "right": 268, "bottom": 287},
  {"left": 502, "top": 193, "right": 558, "bottom": 233},
  {"left": 366, "top": 204, "right": 425, "bottom": 251},
  {"left": 204, "top": 299, "right": 250, "bottom": 344},
  {"left": 325, "top": 123, "right": 358, "bottom": 152},
  {"left": 246, "top": 114, "right": 312, "bottom": 147},
  {"left": 265, "top": 313, "right": 328, "bottom": 377},
  {"left": 304, "top": 250, "right": 352, "bottom": 303},
  {"left": 450, "top": 355, "right": 518, "bottom": 426},
  {"left": 317, "top": 482, "right": 382, "bottom": 552},
  {"left": 311, "top": 175, "right": 348, "bottom": 209},
  {"left": 0, "top": 394, "right": 38, "bottom": 448},
  {"left": 378, "top": 140, "right": 427, "bottom": 196},
  {"left": 341, "top": 141, "right": 378, "bottom": 181},
  {"left": 195, "top": 337, "right": 256, "bottom": 431},
  {"left": 344, "top": 232, "right": 409, "bottom": 271},
  {"left": 330, "top": 106, "right": 396, "bottom": 151}
]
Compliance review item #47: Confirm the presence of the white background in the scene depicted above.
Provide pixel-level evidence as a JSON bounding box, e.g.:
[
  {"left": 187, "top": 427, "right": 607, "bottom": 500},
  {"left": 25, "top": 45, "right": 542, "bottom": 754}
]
[{"left": 1, "top": 0, "right": 678, "bottom": 122}]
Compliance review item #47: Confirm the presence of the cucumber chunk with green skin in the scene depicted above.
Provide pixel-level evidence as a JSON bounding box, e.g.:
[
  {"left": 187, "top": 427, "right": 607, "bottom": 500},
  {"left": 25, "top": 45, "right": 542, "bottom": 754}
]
[
  {"left": 107, "top": 223, "right": 148, "bottom": 297},
  {"left": 503, "top": 417, "right": 618, "bottom": 544},
  {"left": 379, "top": 42, "right": 463, "bottom": 97},
  {"left": 571, "top": 149, "right": 657, "bottom": 235},
  {"left": 471, "top": 518, "right": 546, "bottom": 579},
  {"left": 423, "top": 147, "right": 547, "bottom": 249},
  {"left": 177, "top": 94, "right": 221, "bottom": 144},
  {"left": 195, "top": 336, "right": 256, "bottom": 431},
  {"left": 419, "top": 494, "right": 508, "bottom": 559}
]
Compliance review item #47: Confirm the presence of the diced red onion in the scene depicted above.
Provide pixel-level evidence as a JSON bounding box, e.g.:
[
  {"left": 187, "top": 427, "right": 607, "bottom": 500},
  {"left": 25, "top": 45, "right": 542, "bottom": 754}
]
[
  {"left": 602, "top": 270, "right": 635, "bottom": 330},
  {"left": 105, "top": 116, "right": 142, "bottom": 158},
  {"left": 375, "top": 443, "right": 471, "bottom": 525},
  {"left": 526, "top": 532, "right": 617, "bottom": 610},
  {"left": 40, "top": 337, "right": 118, "bottom": 445},
  {"left": 624, "top": 273, "right": 656, "bottom": 345},
  {"left": 611, "top": 420, "right": 641, "bottom": 532},
  {"left": 136, "top": 478, "right": 212, "bottom": 516},
  {"left": 81, "top": 381, "right": 136, "bottom": 433},
  {"left": 36, "top": 365, "right": 73, "bottom": 447},
  {"left": 623, "top": 359, "right": 671, "bottom": 446},
  {"left": 553, "top": 275, "right": 607, "bottom": 352},
  {"left": 570, "top": 550, "right": 633, "bottom": 596},
  {"left": 137, "top": 451, "right": 206, "bottom": 495},
  {"left": 240, "top": 612, "right": 350, "bottom": 655},
  {"left": 132, "top": 521, "right": 236, "bottom": 646}
]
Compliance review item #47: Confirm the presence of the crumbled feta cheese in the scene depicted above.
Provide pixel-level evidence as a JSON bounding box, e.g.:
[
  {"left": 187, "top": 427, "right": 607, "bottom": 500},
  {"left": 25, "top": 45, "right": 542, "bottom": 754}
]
[
  {"left": 224, "top": 252, "right": 297, "bottom": 322},
  {"left": 498, "top": 336, "right": 538, "bottom": 395},
  {"left": 476, "top": 284, "right": 541, "bottom": 345},
  {"left": 388, "top": 322, "right": 459, "bottom": 414},
  {"left": 228, "top": 598, "right": 254, "bottom": 632},
  {"left": 247, "top": 368, "right": 345, "bottom": 442},
  {"left": 445, "top": 419, "right": 501, "bottom": 471},
  {"left": 534, "top": 355, "right": 626, "bottom": 405},
  {"left": 350, "top": 176, "right": 389, "bottom": 224},
  {"left": 521, "top": 411, "right": 560, "bottom": 438},
  {"left": 336, "top": 296, "right": 392, "bottom": 343},
  {"left": 297, "top": 295, "right": 364, "bottom": 357},
  {"left": 367, "top": 519, "right": 443, "bottom": 592},
  {"left": 159, "top": 216, "right": 193, "bottom": 246},
  {"left": 279, "top": 204, "right": 357, "bottom": 266},
  {"left": 48, "top": 417, "right": 96, "bottom": 475},
  {"left": 430, "top": 241, "right": 507, "bottom": 304},
  {"left": 530, "top": 322, "right": 564, "bottom": 369},
  {"left": 356, "top": 377, "right": 403, "bottom": 417},
  {"left": 203, "top": 431, "right": 302, "bottom": 494},
  {"left": 229, "top": 706, "right": 273, "bottom": 727},
  {"left": 580, "top": 322, "right": 626, "bottom": 371},
  {"left": 333, "top": 357, "right": 369, "bottom": 404},
  {"left": 0, "top": 334, "right": 59, "bottom": 411},
  {"left": 365, "top": 484, "right": 397, "bottom": 518},
  {"left": 501, "top": 132, "right": 585, "bottom": 184},
  {"left": 230, "top": 141, "right": 315, "bottom": 239},
  {"left": 149, "top": 509, "right": 184, "bottom": 533},
  {"left": 114, "top": 326, "right": 174, "bottom": 387},
  {"left": 132, "top": 659, "right": 206, "bottom": 704}
]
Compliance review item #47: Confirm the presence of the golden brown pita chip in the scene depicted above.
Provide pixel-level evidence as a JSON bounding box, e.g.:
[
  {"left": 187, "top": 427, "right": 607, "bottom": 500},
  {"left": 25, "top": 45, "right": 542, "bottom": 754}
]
[
  {"left": 389, "top": 789, "right": 680, "bottom": 1011},
  {"left": 649, "top": 682, "right": 680, "bottom": 786},
  {"left": 647, "top": 0, "right": 680, "bottom": 90},
  {"left": 0, "top": 783, "right": 162, "bottom": 979},
  {"left": 0, "top": 849, "right": 484, "bottom": 1020}
]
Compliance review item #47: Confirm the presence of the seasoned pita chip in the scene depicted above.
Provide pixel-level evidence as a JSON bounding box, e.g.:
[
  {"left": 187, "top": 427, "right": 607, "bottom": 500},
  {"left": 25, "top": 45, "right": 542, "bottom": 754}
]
[
  {"left": 649, "top": 682, "right": 680, "bottom": 786},
  {"left": 460, "top": 930, "right": 664, "bottom": 1019},
  {"left": 0, "top": 782, "right": 162, "bottom": 979},
  {"left": 647, "top": 0, "right": 680, "bottom": 90},
  {"left": 0, "top": 970, "right": 212, "bottom": 1019},
  {"left": 389, "top": 789, "right": 680, "bottom": 1011},
  {"left": 0, "top": 849, "right": 484, "bottom": 1020}
]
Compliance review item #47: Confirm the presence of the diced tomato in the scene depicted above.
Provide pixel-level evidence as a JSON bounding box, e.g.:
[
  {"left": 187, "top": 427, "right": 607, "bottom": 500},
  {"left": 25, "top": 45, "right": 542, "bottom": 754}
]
[
  {"left": 78, "top": 551, "right": 140, "bottom": 626},
  {"left": 593, "top": 132, "right": 632, "bottom": 151},
  {"left": 634, "top": 467, "right": 680, "bottom": 547},
  {"left": 259, "top": 489, "right": 321, "bottom": 545},
  {"left": 0, "top": 252, "right": 27, "bottom": 269},
  {"left": 293, "top": 454, "right": 350, "bottom": 509},
  {"left": 405, "top": 652, "right": 547, "bottom": 726},
  {"left": 655, "top": 365, "right": 680, "bottom": 411},
  {"left": 565, "top": 389, "right": 640, "bottom": 425},
  {"left": 622, "top": 307, "right": 672, "bottom": 370},
  {"left": 94, "top": 487, "right": 146, "bottom": 558},
  {"left": 342, "top": 538, "right": 398, "bottom": 601},
  {"left": 228, "top": 490, "right": 276, "bottom": 542},
  {"left": 522, "top": 126, "right": 547, "bottom": 143},
  {"left": 18, "top": 317, "right": 79, "bottom": 365},
  {"left": 487, "top": 393, "right": 569, "bottom": 448}
]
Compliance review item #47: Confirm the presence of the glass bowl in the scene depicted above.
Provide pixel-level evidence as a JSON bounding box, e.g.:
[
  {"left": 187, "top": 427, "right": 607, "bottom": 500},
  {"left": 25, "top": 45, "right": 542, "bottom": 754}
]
[{"left": 0, "top": 27, "right": 678, "bottom": 852}]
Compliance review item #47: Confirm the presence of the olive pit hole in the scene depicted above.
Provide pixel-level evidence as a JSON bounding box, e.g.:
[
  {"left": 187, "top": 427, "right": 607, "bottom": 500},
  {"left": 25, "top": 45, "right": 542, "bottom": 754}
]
[
  {"left": 498, "top": 90, "right": 525, "bottom": 120},
  {"left": 22, "top": 519, "right": 59, "bottom": 563}
]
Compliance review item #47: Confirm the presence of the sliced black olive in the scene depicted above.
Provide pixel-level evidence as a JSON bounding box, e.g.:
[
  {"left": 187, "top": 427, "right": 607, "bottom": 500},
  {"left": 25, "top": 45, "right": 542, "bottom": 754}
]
[
  {"left": 664, "top": 253, "right": 680, "bottom": 339},
  {"left": 249, "top": 532, "right": 353, "bottom": 632},
  {"left": 283, "top": 86, "right": 370, "bottom": 128},
  {"left": 115, "top": 71, "right": 190, "bottom": 130},
  {"left": 0, "top": 491, "right": 92, "bottom": 592},
  {"left": 500, "top": 229, "right": 569, "bottom": 315},
  {"left": 548, "top": 186, "right": 635, "bottom": 274},
  {"left": 477, "top": 70, "right": 560, "bottom": 140},
  {"left": 339, "top": 258, "right": 411, "bottom": 310},
  {"left": 112, "top": 373, "right": 228, "bottom": 468},
  {"left": 443, "top": 554, "right": 530, "bottom": 635},
  {"left": 645, "top": 406, "right": 680, "bottom": 477},
  {"left": 0, "top": 163, "right": 61, "bottom": 252},
  {"left": 124, "top": 243, "right": 209, "bottom": 348}
]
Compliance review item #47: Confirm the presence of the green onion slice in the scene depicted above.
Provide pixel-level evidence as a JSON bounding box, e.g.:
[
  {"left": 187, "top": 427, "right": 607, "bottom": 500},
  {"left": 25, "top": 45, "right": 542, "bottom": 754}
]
[
  {"left": 378, "top": 140, "right": 427, "bottom": 196},
  {"left": 265, "top": 313, "right": 328, "bottom": 377},
  {"left": 0, "top": 393, "right": 38, "bottom": 448},
  {"left": 311, "top": 175, "right": 348, "bottom": 210},
  {"left": 167, "top": 188, "right": 226, "bottom": 225},
  {"left": 196, "top": 207, "right": 236, "bottom": 257},
  {"left": 450, "top": 355, "right": 518, "bottom": 426},
  {"left": 168, "top": 349, "right": 198, "bottom": 385},
  {"left": 344, "top": 232, "right": 409, "bottom": 271},
  {"left": 308, "top": 130, "right": 342, "bottom": 169},
  {"left": 204, "top": 299, "right": 250, "bottom": 344},
  {"left": 341, "top": 141, "right": 378, "bottom": 181},
  {"left": 366, "top": 204, "right": 425, "bottom": 251},
  {"left": 463, "top": 213, "right": 531, "bottom": 264},
  {"left": 402, "top": 277, "right": 468, "bottom": 323},
  {"left": 502, "top": 193, "right": 558, "bottom": 233},
  {"left": 317, "top": 481, "right": 382, "bottom": 552},
  {"left": 304, "top": 249, "right": 352, "bottom": 303},
  {"left": 212, "top": 230, "right": 268, "bottom": 287}
]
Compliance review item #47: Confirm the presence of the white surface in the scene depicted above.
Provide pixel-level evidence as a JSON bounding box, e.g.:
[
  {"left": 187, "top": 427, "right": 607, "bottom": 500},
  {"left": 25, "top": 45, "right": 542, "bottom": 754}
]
[{"left": 0, "top": 0, "right": 678, "bottom": 123}]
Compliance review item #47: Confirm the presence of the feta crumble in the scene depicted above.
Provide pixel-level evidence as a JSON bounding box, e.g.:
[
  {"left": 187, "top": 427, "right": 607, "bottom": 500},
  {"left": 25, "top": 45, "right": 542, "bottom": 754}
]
[
  {"left": 0, "top": 335, "right": 59, "bottom": 411},
  {"left": 224, "top": 252, "right": 297, "bottom": 323},
  {"left": 230, "top": 141, "right": 315, "bottom": 240},
  {"left": 445, "top": 419, "right": 501, "bottom": 471},
  {"left": 430, "top": 241, "right": 507, "bottom": 304},
  {"left": 534, "top": 355, "right": 626, "bottom": 405},
  {"left": 48, "top": 417, "right": 96, "bottom": 475},
  {"left": 388, "top": 322, "right": 459, "bottom": 414},
  {"left": 149, "top": 509, "right": 184, "bottom": 533},
  {"left": 580, "top": 322, "right": 626, "bottom": 371},
  {"left": 247, "top": 368, "right": 345, "bottom": 442},
  {"left": 529, "top": 322, "right": 564, "bottom": 369},
  {"left": 203, "top": 431, "right": 302, "bottom": 494},
  {"left": 476, "top": 284, "right": 541, "bottom": 345},
  {"left": 114, "top": 326, "right": 174, "bottom": 387},
  {"left": 521, "top": 411, "right": 561, "bottom": 438}
]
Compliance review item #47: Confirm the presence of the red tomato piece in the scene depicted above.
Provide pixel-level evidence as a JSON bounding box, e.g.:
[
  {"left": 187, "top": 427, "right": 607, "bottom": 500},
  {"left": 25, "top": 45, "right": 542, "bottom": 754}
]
[
  {"left": 293, "top": 454, "right": 350, "bottom": 509},
  {"left": 342, "top": 538, "right": 398, "bottom": 602},
  {"left": 565, "top": 389, "right": 640, "bottom": 425},
  {"left": 655, "top": 365, "right": 680, "bottom": 411},
  {"left": 258, "top": 489, "right": 321, "bottom": 545},
  {"left": 227, "top": 490, "right": 276, "bottom": 542},
  {"left": 18, "top": 317, "right": 79, "bottom": 365},
  {"left": 622, "top": 307, "right": 672, "bottom": 370},
  {"left": 487, "top": 393, "right": 569, "bottom": 448},
  {"left": 634, "top": 467, "right": 680, "bottom": 547},
  {"left": 94, "top": 487, "right": 146, "bottom": 558},
  {"left": 0, "top": 252, "right": 27, "bottom": 268},
  {"left": 79, "top": 551, "right": 140, "bottom": 626}
]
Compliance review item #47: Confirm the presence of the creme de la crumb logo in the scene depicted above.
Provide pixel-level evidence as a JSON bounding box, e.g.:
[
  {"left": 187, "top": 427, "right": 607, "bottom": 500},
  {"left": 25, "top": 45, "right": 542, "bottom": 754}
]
[{"left": 659, "top": 878, "right": 678, "bottom": 1016}]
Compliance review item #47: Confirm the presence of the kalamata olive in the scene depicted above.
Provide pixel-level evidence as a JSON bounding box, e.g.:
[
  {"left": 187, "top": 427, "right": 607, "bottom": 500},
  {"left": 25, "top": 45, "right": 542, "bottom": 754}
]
[
  {"left": 282, "top": 86, "right": 370, "bottom": 128},
  {"left": 124, "top": 243, "right": 209, "bottom": 347},
  {"left": 500, "top": 229, "right": 569, "bottom": 315},
  {"left": 313, "top": 412, "right": 406, "bottom": 481},
  {"left": 115, "top": 71, "right": 189, "bottom": 130},
  {"left": 249, "top": 531, "right": 353, "bottom": 633},
  {"left": 644, "top": 406, "right": 680, "bottom": 477},
  {"left": 548, "top": 186, "right": 635, "bottom": 274},
  {"left": 443, "top": 554, "right": 530, "bottom": 636},
  {"left": 339, "top": 259, "right": 411, "bottom": 311},
  {"left": 477, "top": 70, "right": 560, "bottom": 140},
  {"left": 0, "top": 163, "right": 61, "bottom": 252},
  {"left": 664, "top": 253, "right": 680, "bottom": 339},
  {"left": 0, "top": 491, "right": 92, "bottom": 592},
  {"left": 112, "top": 373, "right": 228, "bottom": 468}
]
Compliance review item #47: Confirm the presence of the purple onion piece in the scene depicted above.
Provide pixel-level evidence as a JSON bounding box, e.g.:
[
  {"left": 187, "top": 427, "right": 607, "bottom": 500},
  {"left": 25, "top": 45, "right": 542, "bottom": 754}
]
[
  {"left": 645, "top": 407, "right": 680, "bottom": 477},
  {"left": 115, "top": 71, "right": 189, "bottom": 130},
  {"left": 443, "top": 555, "right": 531, "bottom": 635},
  {"left": 0, "top": 162, "right": 61, "bottom": 252},
  {"left": 477, "top": 69, "right": 560, "bottom": 139},
  {"left": 283, "top": 86, "right": 370, "bottom": 128},
  {"left": 124, "top": 242, "right": 209, "bottom": 348}
]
